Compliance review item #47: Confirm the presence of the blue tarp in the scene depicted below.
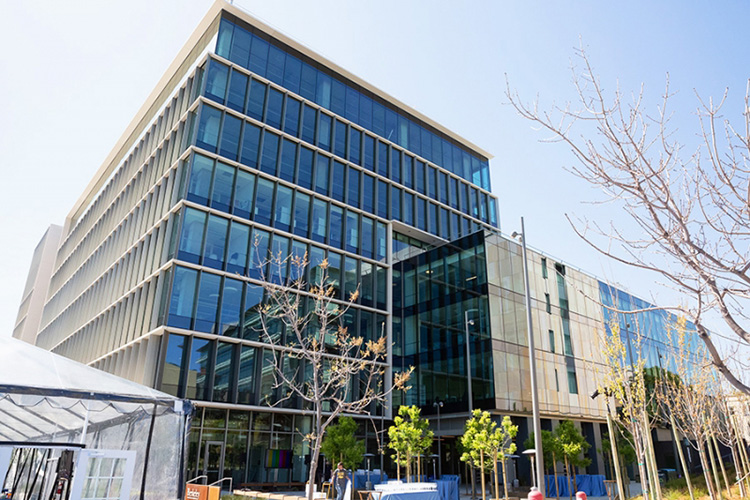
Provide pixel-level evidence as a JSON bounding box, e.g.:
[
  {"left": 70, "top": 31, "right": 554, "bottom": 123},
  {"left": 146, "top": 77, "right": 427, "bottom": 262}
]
[
  {"left": 545, "top": 474, "right": 607, "bottom": 497},
  {"left": 381, "top": 491, "right": 441, "bottom": 500},
  {"left": 353, "top": 472, "right": 388, "bottom": 489},
  {"left": 435, "top": 480, "right": 459, "bottom": 500}
]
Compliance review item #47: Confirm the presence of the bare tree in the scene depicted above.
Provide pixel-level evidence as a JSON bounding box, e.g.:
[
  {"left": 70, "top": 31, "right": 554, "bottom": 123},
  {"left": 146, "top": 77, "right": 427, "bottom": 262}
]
[
  {"left": 507, "top": 48, "right": 750, "bottom": 394},
  {"left": 257, "top": 250, "right": 412, "bottom": 500}
]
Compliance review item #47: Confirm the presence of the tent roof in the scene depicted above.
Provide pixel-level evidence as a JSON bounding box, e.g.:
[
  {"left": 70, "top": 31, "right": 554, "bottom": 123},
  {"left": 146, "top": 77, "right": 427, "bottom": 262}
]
[{"left": 0, "top": 336, "right": 177, "bottom": 404}]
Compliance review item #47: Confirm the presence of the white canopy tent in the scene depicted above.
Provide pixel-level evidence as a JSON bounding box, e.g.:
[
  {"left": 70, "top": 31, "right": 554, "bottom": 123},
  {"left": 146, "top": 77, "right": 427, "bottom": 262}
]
[{"left": 0, "top": 336, "right": 191, "bottom": 500}]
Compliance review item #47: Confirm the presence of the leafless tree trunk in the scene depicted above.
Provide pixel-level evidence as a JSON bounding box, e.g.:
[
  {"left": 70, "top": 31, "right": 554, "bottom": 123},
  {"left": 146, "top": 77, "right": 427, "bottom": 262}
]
[{"left": 506, "top": 49, "right": 750, "bottom": 394}]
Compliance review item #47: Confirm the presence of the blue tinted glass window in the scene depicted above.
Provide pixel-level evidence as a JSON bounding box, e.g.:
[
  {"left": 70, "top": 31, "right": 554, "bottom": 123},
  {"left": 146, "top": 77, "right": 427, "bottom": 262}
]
[
  {"left": 266, "top": 88, "right": 283, "bottom": 129},
  {"left": 219, "top": 277, "right": 243, "bottom": 336},
  {"left": 283, "top": 55, "right": 301, "bottom": 94},
  {"left": 300, "top": 63, "right": 317, "bottom": 101},
  {"left": 361, "top": 216, "right": 374, "bottom": 259},
  {"left": 345, "top": 211, "right": 359, "bottom": 254},
  {"left": 347, "top": 167, "right": 360, "bottom": 209},
  {"left": 329, "top": 205, "right": 343, "bottom": 249},
  {"left": 240, "top": 122, "right": 260, "bottom": 168},
  {"left": 328, "top": 251, "right": 342, "bottom": 298},
  {"left": 391, "top": 186, "right": 402, "bottom": 221},
  {"left": 391, "top": 148, "right": 401, "bottom": 184},
  {"left": 438, "top": 171, "right": 448, "bottom": 204},
  {"left": 248, "top": 36, "right": 269, "bottom": 74},
  {"left": 417, "top": 197, "right": 427, "bottom": 231},
  {"left": 360, "top": 96, "right": 373, "bottom": 130},
  {"left": 161, "top": 333, "right": 186, "bottom": 395},
  {"left": 317, "top": 72, "right": 332, "bottom": 108},
  {"left": 377, "top": 142, "right": 388, "bottom": 177},
  {"left": 343, "top": 256, "right": 358, "bottom": 302},
  {"left": 290, "top": 240, "right": 307, "bottom": 281},
  {"left": 331, "top": 161, "right": 346, "bottom": 202},
  {"left": 318, "top": 113, "right": 332, "bottom": 152},
  {"left": 311, "top": 198, "right": 327, "bottom": 244},
  {"left": 229, "top": 26, "right": 252, "bottom": 67},
  {"left": 168, "top": 267, "right": 198, "bottom": 329},
  {"left": 349, "top": 128, "right": 361, "bottom": 165},
  {"left": 267, "top": 45, "right": 285, "bottom": 84},
  {"left": 469, "top": 186, "right": 479, "bottom": 218},
  {"left": 376, "top": 266, "right": 387, "bottom": 310},
  {"left": 345, "top": 87, "right": 359, "bottom": 122},
  {"left": 427, "top": 167, "right": 437, "bottom": 200},
  {"left": 233, "top": 170, "right": 255, "bottom": 219},
  {"left": 301, "top": 104, "right": 316, "bottom": 144},
  {"left": 377, "top": 180, "right": 389, "bottom": 219},
  {"left": 331, "top": 79, "right": 345, "bottom": 116},
  {"left": 205, "top": 60, "right": 228, "bottom": 104},
  {"left": 279, "top": 138, "right": 297, "bottom": 182},
  {"left": 293, "top": 192, "right": 310, "bottom": 238},
  {"left": 260, "top": 131, "right": 279, "bottom": 175},
  {"left": 449, "top": 177, "right": 459, "bottom": 209},
  {"left": 270, "top": 234, "right": 289, "bottom": 283},
  {"left": 297, "top": 146, "right": 314, "bottom": 190},
  {"left": 314, "top": 154, "right": 329, "bottom": 196},
  {"left": 194, "top": 272, "right": 222, "bottom": 333},
  {"left": 362, "top": 174, "right": 375, "bottom": 214},
  {"left": 247, "top": 79, "right": 266, "bottom": 121},
  {"left": 254, "top": 179, "right": 274, "bottom": 225},
  {"left": 450, "top": 212, "right": 460, "bottom": 240},
  {"left": 372, "top": 101, "right": 385, "bottom": 137},
  {"left": 403, "top": 192, "right": 414, "bottom": 226},
  {"left": 480, "top": 193, "right": 489, "bottom": 222},
  {"left": 204, "top": 215, "right": 228, "bottom": 270},
  {"left": 376, "top": 222, "right": 386, "bottom": 262},
  {"left": 385, "top": 109, "right": 397, "bottom": 144},
  {"left": 309, "top": 245, "right": 326, "bottom": 285},
  {"left": 489, "top": 198, "right": 497, "bottom": 227},
  {"left": 186, "top": 337, "right": 211, "bottom": 400},
  {"left": 213, "top": 341, "right": 234, "bottom": 401},
  {"left": 237, "top": 345, "right": 256, "bottom": 403},
  {"left": 403, "top": 155, "right": 413, "bottom": 189},
  {"left": 415, "top": 160, "right": 426, "bottom": 195},
  {"left": 248, "top": 228, "right": 269, "bottom": 280},
  {"left": 227, "top": 221, "right": 249, "bottom": 275},
  {"left": 242, "top": 285, "right": 263, "bottom": 341},
  {"left": 216, "top": 19, "right": 234, "bottom": 59},
  {"left": 274, "top": 185, "right": 293, "bottom": 232},
  {"left": 227, "top": 70, "right": 248, "bottom": 113},
  {"left": 428, "top": 202, "right": 438, "bottom": 235},
  {"left": 211, "top": 162, "right": 235, "bottom": 212},
  {"left": 363, "top": 135, "right": 375, "bottom": 171},
  {"left": 283, "top": 97, "right": 301, "bottom": 137},
  {"left": 459, "top": 181, "right": 468, "bottom": 214},
  {"left": 334, "top": 120, "right": 347, "bottom": 158},
  {"left": 196, "top": 105, "right": 222, "bottom": 152},
  {"left": 219, "top": 114, "right": 241, "bottom": 161},
  {"left": 440, "top": 207, "right": 449, "bottom": 238},
  {"left": 179, "top": 207, "right": 206, "bottom": 264},
  {"left": 188, "top": 153, "right": 214, "bottom": 205}
]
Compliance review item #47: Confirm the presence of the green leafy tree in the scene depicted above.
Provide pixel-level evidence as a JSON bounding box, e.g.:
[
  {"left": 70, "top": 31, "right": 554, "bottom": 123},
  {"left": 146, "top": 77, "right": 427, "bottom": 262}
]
[
  {"left": 555, "top": 420, "right": 591, "bottom": 498},
  {"left": 462, "top": 410, "right": 508, "bottom": 500},
  {"left": 388, "top": 406, "right": 434, "bottom": 482},
  {"left": 493, "top": 416, "right": 518, "bottom": 500},
  {"left": 526, "top": 430, "right": 562, "bottom": 500},
  {"left": 321, "top": 417, "right": 365, "bottom": 470}
]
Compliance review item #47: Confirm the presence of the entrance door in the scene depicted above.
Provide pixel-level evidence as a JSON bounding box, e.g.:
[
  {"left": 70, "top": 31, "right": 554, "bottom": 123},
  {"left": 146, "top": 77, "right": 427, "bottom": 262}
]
[
  {"left": 203, "top": 441, "right": 225, "bottom": 485},
  {"left": 68, "top": 449, "right": 136, "bottom": 500}
]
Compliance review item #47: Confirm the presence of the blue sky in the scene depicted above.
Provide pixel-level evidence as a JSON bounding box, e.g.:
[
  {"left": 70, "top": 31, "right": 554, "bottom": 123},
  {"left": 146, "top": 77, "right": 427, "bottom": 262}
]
[{"left": 1, "top": 0, "right": 748, "bottom": 364}]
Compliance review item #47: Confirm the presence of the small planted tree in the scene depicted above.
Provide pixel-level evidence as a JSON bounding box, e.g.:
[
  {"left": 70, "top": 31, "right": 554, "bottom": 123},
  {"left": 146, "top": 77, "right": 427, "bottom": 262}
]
[
  {"left": 388, "top": 406, "right": 433, "bottom": 482},
  {"left": 493, "top": 416, "right": 518, "bottom": 500},
  {"left": 555, "top": 420, "right": 590, "bottom": 499},
  {"left": 321, "top": 417, "right": 365, "bottom": 470},
  {"left": 526, "top": 430, "right": 561, "bottom": 500},
  {"left": 461, "top": 410, "right": 494, "bottom": 500}
]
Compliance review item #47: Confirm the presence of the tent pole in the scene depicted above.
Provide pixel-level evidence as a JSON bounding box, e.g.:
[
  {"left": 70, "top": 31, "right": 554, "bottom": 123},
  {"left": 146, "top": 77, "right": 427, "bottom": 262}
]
[
  {"left": 80, "top": 400, "right": 91, "bottom": 445},
  {"left": 139, "top": 404, "right": 158, "bottom": 500}
]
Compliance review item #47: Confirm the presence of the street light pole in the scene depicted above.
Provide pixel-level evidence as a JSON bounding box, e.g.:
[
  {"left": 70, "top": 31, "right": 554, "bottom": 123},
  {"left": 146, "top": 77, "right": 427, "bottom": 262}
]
[
  {"left": 433, "top": 401, "right": 444, "bottom": 478},
  {"left": 515, "top": 217, "right": 545, "bottom": 490},
  {"left": 464, "top": 310, "right": 475, "bottom": 414}
]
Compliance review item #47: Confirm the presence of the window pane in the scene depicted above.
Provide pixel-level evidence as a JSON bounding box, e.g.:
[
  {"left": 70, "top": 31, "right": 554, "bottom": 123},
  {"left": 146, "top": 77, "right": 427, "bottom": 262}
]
[
  {"left": 297, "top": 146, "right": 314, "bottom": 190},
  {"left": 220, "top": 277, "right": 243, "bottom": 338},
  {"left": 226, "top": 221, "right": 250, "bottom": 275},
  {"left": 178, "top": 207, "right": 206, "bottom": 264},
  {"left": 440, "top": 207, "right": 449, "bottom": 239},
  {"left": 391, "top": 186, "right": 401, "bottom": 221},
  {"left": 229, "top": 26, "right": 251, "bottom": 67},
  {"left": 403, "top": 155, "right": 413, "bottom": 190},
  {"left": 376, "top": 222, "right": 386, "bottom": 262},
  {"left": 347, "top": 167, "right": 360, "bottom": 209},
  {"left": 247, "top": 79, "right": 266, "bottom": 121},
  {"left": 300, "top": 62, "right": 316, "bottom": 101},
  {"left": 211, "top": 162, "right": 235, "bottom": 212},
  {"left": 376, "top": 265, "right": 387, "bottom": 309},
  {"left": 227, "top": 70, "right": 248, "bottom": 113},
  {"left": 362, "top": 174, "right": 375, "bottom": 214},
  {"left": 343, "top": 256, "right": 358, "bottom": 301},
  {"left": 391, "top": 148, "right": 401, "bottom": 185},
  {"left": 345, "top": 211, "right": 359, "bottom": 254},
  {"left": 196, "top": 105, "right": 222, "bottom": 153},
  {"left": 213, "top": 341, "right": 235, "bottom": 402},
  {"left": 237, "top": 345, "right": 256, "bottom": 404},
  {"left": 417, "top": 197, "right": 427, "bottom": 231},
  {"left": 279, "top": 138, "right": 297, "bottom": 182},
  {"left": 233, "top": 170, "right": 255, "bottom": 219},
  {"left": 188, "top": 153, "right": 214, "bottom": 205},
  {"left": 349, "top": 128, "right": 361, "bottom": 165},
  {"left": 361, "top": 262, "right": 374, "bottom": 307},
  {"left": 293, "top": 192, "right": 310, "bottom": 238},
  {"left": 328, "top": 251, "right": 342, "bottom": 298},
  {"left": 301, "top": 104, "right": 316, "bottom": 144},
  {"left": 318, "top": 113, "right": 332, "bottom": 151},
  {"left": 427, "top": 166, "right": 437, "bottom": 200},
  {"left": 270, "top": 234, "right": 289, "bottom": 283},
  {"left": 377, "top": 180, "right": 389, "bottom": 219},
  {"left": 243, "top": 285, "right": 264, "bottom": 341},
  {"left": 186, "top": 337, "right": 211, "bottom": 400},
  {"left": 314, "top": 154, "right": 329, "bottom": 196},
  {"left": 274, "top": 185, "right": 293, "bottom": 232},
  {"left": 204, "top": 215, "right": 229, "bottom": 270},
  {"left": 266, "top": 88, "right": 283, "bottom": 129},
  {"left": 363, "top": 135, "right": 375, "bottom": 171},
  {"left": 161, "top": 333, "right": 186, "bottom": 396},
  {"left": 377, "top": 142, "right": 388, "bottom": 177},
  {"left": 219, "top": 114, "right": 241, "bottom": 161},
  {"left": 361, "top": 216, "right": 374, "bottom": 259},
  {"left": 311, "top": 199, "right": 328, "bottom": 244},
  {"left": 267, "top": 45, "right": 285, "bottom": 84},
  {"left": 240, "top": 122, "right": 260, "bottom": 168},
  {"left": 449, "top": 177, "right": 459, "bottom": 210},
  {"left": 168, "top": 267, "right": 198, "bottom": 329},
  {"left": 283, "top": 96, "right": 301, "bottom": 137},
  {"left": 254, "top": 179, "right": 274, "bottom": 226},
  {"left": 428, "top": 202, "right": 438, "bottom": 235},
  {"left": 403, "top": 192, "right": 414, "bottom": 226},
  {"left": 334, "top": 120, "right": 347, "bottom": 158},
  {"left": 195, "top": 272, "right": 222, "bottom": 333},
  {"left": 283, "top": 55, "right": 301, "bottom": 94},
  {"left": 205, "top": 60, "right": 228, "bottom": 103},
  {"left": 331, "top": 161, "right": 346, "bottom": 202},
  {"left": 329, "top": 205, "right": 343, "bottom": 249},
  {"left": 248, "top": 228, "right": 269, "bottom": 280},
  {"left": 309, "top": 246, "right": 326, "bottom": 286},
  {"left": 416, "top": 160, "right": 426, "bottom": 195},
  {"left": 260, "top": 131, "right": 279, "bottom": 176}
]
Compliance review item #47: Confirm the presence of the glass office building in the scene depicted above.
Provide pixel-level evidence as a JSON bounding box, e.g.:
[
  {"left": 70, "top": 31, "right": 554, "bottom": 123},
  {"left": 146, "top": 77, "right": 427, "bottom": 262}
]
[{"left": 17, "top": 0, "right": 708, "bottom": 488}]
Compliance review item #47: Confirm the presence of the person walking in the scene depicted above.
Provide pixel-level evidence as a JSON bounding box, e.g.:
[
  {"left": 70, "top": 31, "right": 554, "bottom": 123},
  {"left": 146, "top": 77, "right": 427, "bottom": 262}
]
[{"left": 331, "top": 462, "right": 351, "bottom": 500}]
